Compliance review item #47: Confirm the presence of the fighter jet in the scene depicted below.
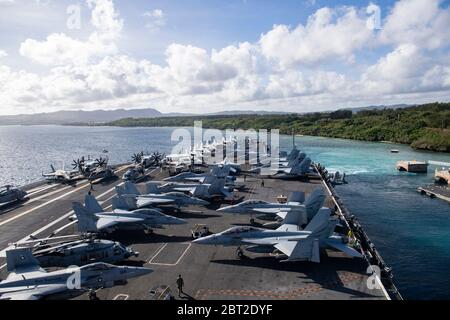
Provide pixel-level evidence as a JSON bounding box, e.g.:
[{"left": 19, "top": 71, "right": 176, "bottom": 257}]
[
  {"left": 72, "top": 194, "right": 187, "bottom": 234},
  {"left": 115, "top": 181, "right": 209, "bottom": 209},
  {"left": 42, "top": 164, "right": 80, "bottom": 183},
  {"left": 0, "top": 235, "right": 138, "bottom": 268},
  {"left": 193, "top": 208, "right": 362, "bottom": 263},
  {"left": 258, "top": 157, "right": 317, "bottom": 180},
  {"left": 0, "top": 185, "right": 27, "bottom": 204},
  {"left": 164, "top": 166, "right": 236, "bottom": 183},
  {"left": 147, "top": 177, "right": 234, "bottom": 200},
  {"left": 0, "top": 248, "right": 152, "bottom": 300},
  {"left": 218, "top": 188, "right": 326, "bottom": 226}
]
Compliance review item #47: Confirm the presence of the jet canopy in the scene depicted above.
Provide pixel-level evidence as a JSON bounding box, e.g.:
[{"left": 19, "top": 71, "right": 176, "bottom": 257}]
[
  {"left": 81, "top": 262, "right": 115, "bottom": 272},
  {"left": 222, "top": 226, "right": 263, "bottom": 235},
  {"left": 241, "top": 200, "right": 268, "bottom": 205}
]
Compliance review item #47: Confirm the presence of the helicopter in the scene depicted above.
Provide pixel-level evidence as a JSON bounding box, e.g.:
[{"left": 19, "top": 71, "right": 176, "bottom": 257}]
[
  {"left": 0, "top": 185, "right": 28, "bottom": 204},
  {"left": 72, "top": 154, "right": 115, "bottom": 183},
  {"left": 132, "top": 151, "right": 166, "bottom": 168}
]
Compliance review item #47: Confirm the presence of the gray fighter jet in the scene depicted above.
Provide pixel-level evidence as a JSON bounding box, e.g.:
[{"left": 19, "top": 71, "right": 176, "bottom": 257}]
[
  {"left": 0, "top": 235, "right": 138, "bottom": 268},
  {"left": 115, "top": 181, "right": 209, "bottom": 209},
  {"left": 259, "top": 157, "right": 318, "bottom": 179},
  {"left": 42, "top": 165, "right": 80, "bottom": 183},
  {"left": 193, "top": 208, "right": 362, "bottom": 263},
  {"left": 0, "top": 248, "right": 152, "bottom": 300},
  {"left": 147, "top": 177, "right": 234, "bottom": 200},
  {"left": 164, "top": 167, "right": 236, "bottom": 183},
  {"left": 72, "top": 195, "right": 186, "bottom": 234},
  {"left": 217, "top": 188, "right": 326, "bottom": 226},
  {"left": 0, "top": 185, "right": 27, "bottom": 204}
]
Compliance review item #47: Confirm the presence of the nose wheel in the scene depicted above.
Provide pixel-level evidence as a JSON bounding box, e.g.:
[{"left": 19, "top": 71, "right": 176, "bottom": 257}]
[{"left": 236, "top": 247, "right": 244, "bottom": 259}]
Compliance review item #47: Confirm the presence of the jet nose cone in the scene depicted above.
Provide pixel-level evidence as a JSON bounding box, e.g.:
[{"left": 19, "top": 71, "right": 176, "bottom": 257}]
[
  {"left": 130, "top": 266, "right": 153, "bottom": 277},
  {"left": 192, "top": 234, "right": 215, "bottom": 245},
  {"left": 198, "top": 199, "right": 210, "bottom": 206},
  {"left": 173, "top": 217, "right": 188, "bottom": 225}
]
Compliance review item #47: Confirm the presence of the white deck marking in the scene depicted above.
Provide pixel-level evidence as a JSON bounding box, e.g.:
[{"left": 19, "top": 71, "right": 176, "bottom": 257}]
[
  {"left": 0, "top": 165, "right": 132, "bottom": 227},
  {"left": 26, "top": 184, "right": 56, "bottom": 196},
  {"left": 148, "top": 243, "right": 192, "bottom": 266},
  {"left": 0, "top": 183, "right": 125, "bottom": 271},
  {"left": 0, "top": 167, "right": 157, "bottom": 272},
  {"left": 113, "top": 294, "right": 129, "bottom": 300},
  {"left": 25, "top": 185, "right": 73, "bottom": 203},
  {"left": 0, "top": 183, "right": 90, "bottom": 227},
  {"left": 147, "top": 243, "right": 168, "bottom": 263}
]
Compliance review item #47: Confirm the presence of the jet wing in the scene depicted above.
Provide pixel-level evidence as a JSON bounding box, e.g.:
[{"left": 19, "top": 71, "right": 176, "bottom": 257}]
[
  {"left": 242, "top": 238, "right": 279, "bottom": 246},
  {"left": 275, "top": 223, "right": 301, "bottom": 232},
  {"left": 325, "top": 238, "right": 363, "bottom": 258},
  {"left": 252, "top": 207, "right": 287, "bottom": 214},
  {"left": 96, "top": 216, "right": 145, "bottom": 230},
  {"left": 185, "top": 177, "right": 205, "bottom": 183},
  {"left": 136, "top": 197, "right": 174, "bottom": 207},
  {"left": 275, "top": 238, "right": 318, "bottom": 261},
  {"left": 0, "top": 284, "right": 69, "bottom": 300},
  {"left": 172, "top": 186, "right": 197, "bottom": 194}
]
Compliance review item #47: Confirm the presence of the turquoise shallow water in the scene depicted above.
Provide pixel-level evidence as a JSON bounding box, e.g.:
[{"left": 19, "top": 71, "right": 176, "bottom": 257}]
[
  {"left": 286, "top": 135, "right": 450, "bottom": 300},
  {"left": 1, "top": 126, "right": 450, "bottom": 299}
]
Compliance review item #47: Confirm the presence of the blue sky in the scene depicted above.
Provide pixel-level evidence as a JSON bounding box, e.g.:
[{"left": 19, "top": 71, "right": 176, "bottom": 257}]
[{"left": 0, "top": 0, "right": 449, "bottom": 115}]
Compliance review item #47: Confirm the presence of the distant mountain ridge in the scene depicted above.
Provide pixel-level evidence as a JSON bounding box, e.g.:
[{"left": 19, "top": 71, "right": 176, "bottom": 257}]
[
  {"left": 0, "top": 108, "right": 163, "bottom": 125},
  {"left": 0, "top": 104, "right": 412, "bottom": 125},
  {"left": 0, "top": 108, "right": 294, "bottom": 125}
]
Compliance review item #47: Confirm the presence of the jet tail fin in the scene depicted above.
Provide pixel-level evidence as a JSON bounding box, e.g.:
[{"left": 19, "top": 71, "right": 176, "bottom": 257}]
[
  {"left": 112, "top": 196, "right": 137, "bottom": 210},
  {"left": 115, "top": 185, "right": 125, "bottom": 196},
  {"left": 203, "top": 176, "right": 218, "bottom": 185},
  {"left": 6, "top": 248, "right": 40, "bottom": 272},
  {"left": 72, "top": 202, "right": 98, "bottom": 233},
  {"left": 192, "top": 184, "right": 210, "bottom": 197},
  {"left": 290, "top": 157, "right": 311, "bottom": 175},
  {"left": 145, "top": 182, "right": 161, "bottom": 194},
  {"left": 303, "top": 188, "right": 326, "bottom": 220},
  {"left": 303, "top": 208, "right": 331, "bottom": 235},
  {"left": 84, "top": 194, "right": 103, "bottom": 214},
  {"left": 281, "top": 209, "right": 305, "bottom": 226},
  {"left": 124, "top": 181, "right": 140, "bottom": 196},
  {"left": 288, "top": 191, "right": 305, "bottom": 204}
]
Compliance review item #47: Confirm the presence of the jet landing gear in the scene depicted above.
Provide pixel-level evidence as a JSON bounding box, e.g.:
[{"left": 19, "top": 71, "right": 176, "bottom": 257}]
[
  {"left": 144, "top": 228, "right": 154, "bottom": 235},
  {"left": 236, "top": 247, "right": 245, "bottom": 259}
]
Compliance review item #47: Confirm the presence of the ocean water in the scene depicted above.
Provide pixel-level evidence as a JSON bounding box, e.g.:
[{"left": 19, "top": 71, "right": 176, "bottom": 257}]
[{"left": 1, "top": 125, "right": 450, "bottom": 299}]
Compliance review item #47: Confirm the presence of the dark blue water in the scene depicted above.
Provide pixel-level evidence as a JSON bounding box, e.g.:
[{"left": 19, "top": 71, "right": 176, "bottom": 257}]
[
  {"left": 1, "top": 126, "right": 450, "bottom": 299},
  {"left": 284, "top": 135, "right": 450, "bottom": 300}
]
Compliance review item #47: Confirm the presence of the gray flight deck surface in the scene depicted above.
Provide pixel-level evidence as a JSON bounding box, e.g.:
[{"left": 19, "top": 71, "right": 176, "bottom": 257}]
[{"left": 0, "top": 164, "right": 388, "bottom": 300}]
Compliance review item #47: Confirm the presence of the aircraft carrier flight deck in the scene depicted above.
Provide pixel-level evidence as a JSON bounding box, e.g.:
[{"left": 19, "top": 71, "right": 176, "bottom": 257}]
[{"left": 0, "top": 164, "right": 395, "bottom": 300}]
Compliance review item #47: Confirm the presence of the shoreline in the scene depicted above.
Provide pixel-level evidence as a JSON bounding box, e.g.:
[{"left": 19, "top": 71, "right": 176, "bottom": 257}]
[{"left": 2, "top": 123, "right": 449, "bottom": 154}]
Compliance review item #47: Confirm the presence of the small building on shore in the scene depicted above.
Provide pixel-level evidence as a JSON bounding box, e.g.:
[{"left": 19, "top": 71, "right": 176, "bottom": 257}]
[{"left": 396, "top": 160, "right": 429, "bottom": 173}]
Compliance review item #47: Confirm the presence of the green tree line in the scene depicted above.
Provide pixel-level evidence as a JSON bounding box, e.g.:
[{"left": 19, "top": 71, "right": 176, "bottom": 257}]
[{"left": 102, "top": 102, "right": 450, "bottom": 152}]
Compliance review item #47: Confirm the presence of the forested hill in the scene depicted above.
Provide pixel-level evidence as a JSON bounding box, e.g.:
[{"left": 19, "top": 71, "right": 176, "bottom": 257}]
[{"left": 105, "top": 102, "right": 450, "bottom": 152}]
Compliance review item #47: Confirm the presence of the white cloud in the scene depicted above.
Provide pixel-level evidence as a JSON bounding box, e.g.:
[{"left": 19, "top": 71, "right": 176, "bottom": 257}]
[
  {"left": 0, "top": 50, "right": 7, "bottom": 58},
  {"left": 380, "top": 0, "right": 450, "bottom": 49},
  {"left": 143, "top": 9, "right": 166, "bottom": 31},
  {"left": 362, "top": 44, "right": 450, "bottom": 95},
  {"left": 19, "top": 0, "right": 122, "bottom": 66},
  {"left": 1, "top": 1, "right": 450, "bottom": 115},
  {"left": 259, "top": 6, "right": 374, "bottom": 68}
]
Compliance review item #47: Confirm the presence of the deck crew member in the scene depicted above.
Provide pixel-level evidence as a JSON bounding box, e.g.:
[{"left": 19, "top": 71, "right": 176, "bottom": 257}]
[{"left": 176, "top": 275, "right": 184, "bottom": 297}]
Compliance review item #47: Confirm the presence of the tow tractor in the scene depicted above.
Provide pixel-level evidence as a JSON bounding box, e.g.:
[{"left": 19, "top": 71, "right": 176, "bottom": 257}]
[{"left": 191, "top": 224, "right": 210, "bottom": 239}]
